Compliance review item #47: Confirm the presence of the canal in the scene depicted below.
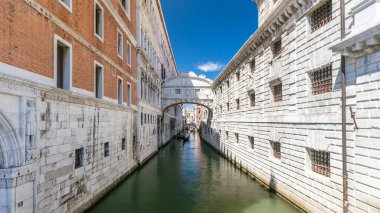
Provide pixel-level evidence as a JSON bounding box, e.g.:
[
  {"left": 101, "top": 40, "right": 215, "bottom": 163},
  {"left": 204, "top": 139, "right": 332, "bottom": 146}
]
[{"left": 87, "top": 132, "right": 300, "bottom": 213}]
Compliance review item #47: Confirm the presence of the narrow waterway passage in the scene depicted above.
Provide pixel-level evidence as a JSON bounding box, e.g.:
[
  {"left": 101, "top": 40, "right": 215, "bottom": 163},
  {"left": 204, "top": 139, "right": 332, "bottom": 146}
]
[{"left": 87, "top": 132, "right": 300, "bottom": 213}]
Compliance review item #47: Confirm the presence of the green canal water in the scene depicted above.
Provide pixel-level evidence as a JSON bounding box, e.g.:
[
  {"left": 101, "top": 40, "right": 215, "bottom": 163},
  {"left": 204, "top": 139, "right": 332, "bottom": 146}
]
[{"left": 87, "top": 132, "right": 300, "bottom": 213}]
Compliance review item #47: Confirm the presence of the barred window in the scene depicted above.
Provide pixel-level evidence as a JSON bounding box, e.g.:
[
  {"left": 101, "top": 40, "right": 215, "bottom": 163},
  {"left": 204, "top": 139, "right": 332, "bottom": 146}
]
[
  {"left": 273, "top": 83, "right": 282, "bottom": 102},
  {"left": 249, "top": 136, "right": 254, "bottom": 149},
  {"left": 311, "top": 0, "right": 332, "bottom": 32},
  {"left": 236, "top": 71, "right": 240, "bottom": 81},
  {"left": 310, "top": 149, "right": 330, "bottom": 177},
  {"left": 249, "top": 92, "right": 255, "bottom": 107},
  {"left": 250, "top": 59, "right": 256, "bottom": 73},
  {"left": 312, "top": 65, "right": 332, "bottom": 95},
  {"left": 75, "top": 148, "right": 84, "bottom": 169},
  {"left": 272, "top": 141, "right": 281, "bottom": 159},
  {"left": 273, "top": 39, "right": 282, "bottom": 58}
]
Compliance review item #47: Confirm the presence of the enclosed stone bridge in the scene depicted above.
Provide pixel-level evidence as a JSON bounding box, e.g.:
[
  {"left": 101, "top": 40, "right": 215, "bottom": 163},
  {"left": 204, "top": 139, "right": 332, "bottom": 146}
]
[{"left": 162, "top": 73, "right": 214, "bottom": 112}]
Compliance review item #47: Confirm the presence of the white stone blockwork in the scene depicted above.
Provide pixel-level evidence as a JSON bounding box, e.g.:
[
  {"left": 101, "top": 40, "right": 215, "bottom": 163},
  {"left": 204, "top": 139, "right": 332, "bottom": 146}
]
[{"left": 200, "top": 0, "right": 380, "bottom": 212}]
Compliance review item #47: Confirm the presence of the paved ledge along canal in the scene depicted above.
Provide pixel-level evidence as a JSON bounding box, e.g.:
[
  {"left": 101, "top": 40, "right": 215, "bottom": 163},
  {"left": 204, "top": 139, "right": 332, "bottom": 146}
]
[{"left": 87, "top": 132, "right": 299, "bottom": 213}]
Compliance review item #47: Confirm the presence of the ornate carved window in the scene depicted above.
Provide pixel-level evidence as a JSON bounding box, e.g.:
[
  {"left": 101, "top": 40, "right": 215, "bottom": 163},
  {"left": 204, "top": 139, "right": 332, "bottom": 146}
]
[
  {"left": 272, "top": 39, "right": 282, "bottom": 58},
  {"left": 311, "top": 65, "right": 332, "bottom": 95},
  {"left": 310, "top": 149, "right": 330, "bottom": 177},
  {"left": 273, "top": 83, "right": 282, "bottom": 102},
  {"left": 271, "top": 141, "right": 281, "bottom": 159},
  {"left": 311, "top": 0, "right": 332, "bottom": 32}
]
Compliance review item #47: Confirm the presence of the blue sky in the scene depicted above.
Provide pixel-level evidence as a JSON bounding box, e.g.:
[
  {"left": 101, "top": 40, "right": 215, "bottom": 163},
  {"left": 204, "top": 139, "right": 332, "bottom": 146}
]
[{"left": 161, "top": 0, "right": 259, "bottom": 80}]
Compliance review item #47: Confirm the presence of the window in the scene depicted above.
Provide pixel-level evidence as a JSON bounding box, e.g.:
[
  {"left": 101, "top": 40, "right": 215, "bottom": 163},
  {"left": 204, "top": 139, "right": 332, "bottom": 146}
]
[
  {"left": 236, "top": 99, "right": 240, "bottom": 110},
  {"left": 271, "top": 141, "right": 281, "bottom": 159},
  {"left": 75, "top": 148, "right": 84, "bottom": 168},
  {"left": 236, "top": 71, "right": 240, "bottom": 81},
  {"left": 175, "top": 89, "right": 181, "bottom": 94},
  {"left": 118, "top": 77, "right": 123, "bottom": 104},
  {"left": 127, "top": 84, "right": 132, "bottom": 106},
  {"left": 120, "top": 0, "right": 130, "bottom": 16},
  {"left": 141, "top": 113, "right": 143, "bottom": 125},
  {"left": 117, "top": 30, "right": 123, "bottom": 58},
  {"left": 311, "top": 65, "right": 332, "bottom": 95},
  {"left": 226, "top": 131, "right": 229, "bottom": 140},
  {"left": 249, "top": 92, "right": 255, "bottom": 107},
  {"left": 311, "top": 0, "right": 332, "bottom": 32},
  {"left": 227, "top": 102, "right": 230, "bottom": 111},
  {"left": 55, "top": 35, "right": 72, "bottom": 91},
  {"left": 195, "top": 89, "right": 201, "bottom": 93},
  {"left": 273, "top": 83, "right": 282, "bottom": 102},
  {"left": 235, "top": 133, "right": 239, "bottom": 143},
  {"left": 249, "top": 136, "right": 254, "bottom": 149},
  {"left": 226, "top": 80, "right": 230, "bottom": 88},
  {"left": 220, "top": 105, "right": 222, "bottom": 113},
  {"left": 127, "top": 43, "right": 132, "bottom": 66},
  {"left": 310, "top": 149, "right": 330, "bottom": 177},
  {"left": 272, "top": 39, "right": 282, "bottom": 58},
  {"left": 250, "top": 59, "right": 256, "bottom": 73},
  {"left": 220, "top": 86, "right": 222, "bottom": 93},
  {"left": 94, "top": 2, "right": 104, "bottom": 40},
  {"left": 59, "top": 0, "right": 72, "bottom": 12},
  {"left": 104, "top": 142, "right": 110, "bottom": 157},
  {"left": 94, "top": 62, "right": 104, "bottom": 99},
  {"left": 122, "top": 138, "right": 126, "bottom": 150}
]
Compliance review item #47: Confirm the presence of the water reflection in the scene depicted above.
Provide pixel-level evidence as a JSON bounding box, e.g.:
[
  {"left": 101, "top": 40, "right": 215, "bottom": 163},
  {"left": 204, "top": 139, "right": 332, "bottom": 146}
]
[{"left": 87, "top": 132, "right": 299, "bottom": 213}]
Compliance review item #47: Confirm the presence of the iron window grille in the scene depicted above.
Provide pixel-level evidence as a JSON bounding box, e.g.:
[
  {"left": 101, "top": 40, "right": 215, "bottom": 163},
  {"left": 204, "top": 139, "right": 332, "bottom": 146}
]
[
  {"left": 104, "top": 142, "right": 110, "bottom": 157},
  {"left": 273, "top": 83, "right": 282, "bottom": 102},
  {"left": 312, "top": 65, "right": 332, "bottom": 95},
  {"left": 272, "top": 142, "right": 281, "bottom": 159},
  {"left": 250, "top": 92, "right": 256, "bottom": 107},
  {"left": 311, "top": 0, "right": 332, "bottom": 32},
  {"left": 311, "top": 149, "right": 331, "bottom": 177},
  {"left": 272, "top": 39, "right": 282, "bottom": 58},
  {"left": 249, "top": 136, "right": 254, "bottom": 149},
  {"left": 122, "top": 138, "right": 126, "bottom": 150},
  {"left": 75, "top": 148, "right": 84, "bottom": 169}
]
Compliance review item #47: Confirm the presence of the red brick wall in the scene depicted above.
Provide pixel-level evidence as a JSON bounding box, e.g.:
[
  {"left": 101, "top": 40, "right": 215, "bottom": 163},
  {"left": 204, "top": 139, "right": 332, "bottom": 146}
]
[{"left": 0, "top": 0, "right": 137, "bottom": 104}]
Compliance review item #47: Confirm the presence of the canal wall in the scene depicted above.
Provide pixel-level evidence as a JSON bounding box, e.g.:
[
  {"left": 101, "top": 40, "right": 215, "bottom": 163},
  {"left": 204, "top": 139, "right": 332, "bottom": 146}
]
[{"left": 0, "top": 75, "right": 142, "bottom": 213}]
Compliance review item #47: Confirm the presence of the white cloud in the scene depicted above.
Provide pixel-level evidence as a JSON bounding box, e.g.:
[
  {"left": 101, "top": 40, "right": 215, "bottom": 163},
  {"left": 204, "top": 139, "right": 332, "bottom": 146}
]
[{"left": 196, "top": 62, "right": 223, "bottom": 72}]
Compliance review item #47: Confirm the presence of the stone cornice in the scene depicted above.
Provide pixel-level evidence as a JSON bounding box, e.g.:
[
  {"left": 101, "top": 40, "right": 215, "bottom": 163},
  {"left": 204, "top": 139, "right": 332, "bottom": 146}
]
[
  {"left": 212, "top": 0, "right": 308, "bottom": 89},
  {"left": 331, "top": 23, "right": 380, "bottom": 58}
]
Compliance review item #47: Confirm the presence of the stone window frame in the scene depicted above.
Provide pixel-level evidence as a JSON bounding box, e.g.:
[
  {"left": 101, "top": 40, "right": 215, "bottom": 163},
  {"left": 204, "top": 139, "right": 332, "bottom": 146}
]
[
  {"left": 309, "top": 0, "right": 333, "bottom": 32},
  {"left": 74, "top": 148, "right": 84, "bottom": 169},
  {"left": 104, "top": 142, "right": 110, "bottom": 157},
  {"left": 54, "top": 34, "right": 73, "bottom": 91},
  {"left": 117, "top": 29, "right": 124, "bottom": 59},
  {"left": 126, "top": 83, "right": 132, "bottom": 106},
  {"left": 117, "top": 76, "right": 124, "bottom": 105},
  {"left": 248, "top": 136, "right": 254, "bottom": 149},
  {"left": 248, "top": 90, "right": 255, "bottom": 107},
  {"left": 272, "top": 38, "right": 282, "bottom": 59},
  {"left": 119, "top": 0, "right": 131, "bottom": 20},
  {"left": 121, "top": 138, "right": 126, "bottom": 150},
  {"left": 94, "top": 0, "right": 104, "bottom": 42},
  {"left": 94, "top": 61, "right": 104, "bottom": 99},
  {"left": 309, "top": 64, "right": 333, "bottom": 96},
  {"left": 308, "top": 149, "right": 331, "bottom": 177},
  {"left": 58, "top": 0, "right": 72, "bottom": 13},
  {"left": 271, "top": 141, "right": 281, "bottom": 159},
  {"left": 127, "top": 42, "right": 132, "bottom": 67}
]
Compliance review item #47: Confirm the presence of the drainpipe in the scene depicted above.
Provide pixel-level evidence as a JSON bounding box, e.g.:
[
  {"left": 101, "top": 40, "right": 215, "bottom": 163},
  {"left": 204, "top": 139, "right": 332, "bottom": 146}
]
[{"left": 339, "top": 0, "right": 348, "bottom": 212}]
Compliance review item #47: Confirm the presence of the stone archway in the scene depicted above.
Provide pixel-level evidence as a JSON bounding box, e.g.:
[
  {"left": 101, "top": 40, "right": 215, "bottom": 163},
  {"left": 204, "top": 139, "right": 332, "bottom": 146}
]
[{"left": 0, "top": 111, "right": 24, "bottom": 169}]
